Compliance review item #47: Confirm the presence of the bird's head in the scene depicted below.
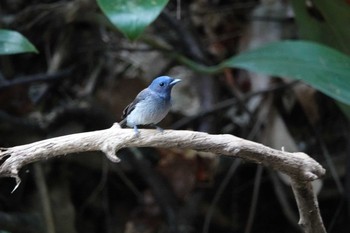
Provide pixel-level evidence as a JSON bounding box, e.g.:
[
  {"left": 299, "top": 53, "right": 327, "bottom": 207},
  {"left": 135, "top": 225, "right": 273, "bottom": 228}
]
[{"left": 148, "top": 76, "right": 181, "bottom": 98}]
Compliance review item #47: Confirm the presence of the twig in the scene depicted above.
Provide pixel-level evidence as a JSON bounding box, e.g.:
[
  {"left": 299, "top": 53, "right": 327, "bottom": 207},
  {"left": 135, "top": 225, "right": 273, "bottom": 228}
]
[
  {"left": 269, "top": 171, "right": 301, "bottom": 231},
  {"left": 160, "top": 10, "right": 207, "bottom": 63},
  {"left": 161, "top": 9, "right": 217, "bottom": 132},
  {"left": 203, "top": 159, "right": 241, "bottom": 233},
  {"left": 244, "top": 165, "right": 263, "bottom": 233},
  {"left": 327, "top": 197, "right": 345, "bottom": 233},
  {"left": 80, "top": 158, "right": 109, "bottom": 211},
  {"left": 0, "top": 124, "right": 326, "bottom": 233},
  {"left": 313, "top": 127, "right": 344, "bottom": 194},
  {"left": 172, "top": 80, "right": 299, "bottom": 129},
  {"left": 0, "top": 69, "right": 72, "bottom": 91},
  {"left": 203, "top": 97, "right": 268, "bottom": 233},
  {"left": 290, "top": 179, "right": 326, "bottom": 233},
  {"left": 34, "top": 164, "right": 56, "bottom": 233},
  {"left": 128, "top": 148, "right": 180, "bottom": 233}
]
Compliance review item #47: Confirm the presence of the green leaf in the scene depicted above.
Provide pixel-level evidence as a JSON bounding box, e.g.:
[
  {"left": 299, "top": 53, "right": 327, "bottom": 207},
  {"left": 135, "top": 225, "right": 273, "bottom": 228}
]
[
  {"left": 0, "top": 29, "right": 38, "bottom": 55},
  {"left": 220, "top": 40, "right": 350, "bottom": 105},
  {"left": 313, "top": 0, "right": 350, "bottom": 55},
  {"left": 291, "top": 0, "right": 335, "bottom": 47},
  {"left": 97, "top": 0, "right": 169, "bottom": 40},
  {"left": 337, "top": 102, "right": 350, "bottom": 120},
  {"left": 291, "top": 0, "right": 350, "bottom": 55}
]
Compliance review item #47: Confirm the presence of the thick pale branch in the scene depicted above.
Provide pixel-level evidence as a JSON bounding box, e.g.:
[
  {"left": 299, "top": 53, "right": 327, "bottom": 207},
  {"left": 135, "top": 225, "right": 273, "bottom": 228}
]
[
  {"left": 0, "top": 123, "right": 326, "bottom": 233},
  {"left": 291, "top": 180, "right": 327, "bottom": 233},
  {"left": 0, "top": 123, "right": 325, "bottom": 182}
]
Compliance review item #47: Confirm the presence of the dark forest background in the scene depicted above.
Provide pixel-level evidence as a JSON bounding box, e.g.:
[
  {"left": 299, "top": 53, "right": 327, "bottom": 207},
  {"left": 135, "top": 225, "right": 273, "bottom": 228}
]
[{"left": 0, "top": 0, "right": 349, "bottom": 233}]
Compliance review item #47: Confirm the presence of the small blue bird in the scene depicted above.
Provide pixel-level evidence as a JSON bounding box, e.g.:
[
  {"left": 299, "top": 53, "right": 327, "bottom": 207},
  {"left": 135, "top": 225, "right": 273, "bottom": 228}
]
[{"left": 120, "top": 76, "right": 181, "bottom": 135}]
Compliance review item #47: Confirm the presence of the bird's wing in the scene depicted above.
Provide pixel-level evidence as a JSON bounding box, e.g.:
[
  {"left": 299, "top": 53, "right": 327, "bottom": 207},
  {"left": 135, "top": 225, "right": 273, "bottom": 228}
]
[{"left": 121, "top": 89, "right": 149, "bottom": 120}]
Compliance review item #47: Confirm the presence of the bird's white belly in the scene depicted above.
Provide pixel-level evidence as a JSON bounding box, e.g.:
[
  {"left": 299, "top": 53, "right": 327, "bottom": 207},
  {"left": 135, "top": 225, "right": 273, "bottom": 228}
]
[{"left": 126, "top": 99, "right": 170, "bottom": 127}]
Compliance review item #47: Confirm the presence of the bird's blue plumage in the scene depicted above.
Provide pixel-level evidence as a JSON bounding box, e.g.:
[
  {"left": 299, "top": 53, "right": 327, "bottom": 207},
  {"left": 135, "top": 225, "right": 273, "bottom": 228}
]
[{"left": 120, "top": 76, "right": 181, "bottom": 135}]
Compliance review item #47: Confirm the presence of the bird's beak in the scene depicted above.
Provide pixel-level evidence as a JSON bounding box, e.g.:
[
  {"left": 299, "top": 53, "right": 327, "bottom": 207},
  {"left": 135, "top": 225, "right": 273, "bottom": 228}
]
[{"left": 170, "top": 79, "right": 181, "bottom": 86}]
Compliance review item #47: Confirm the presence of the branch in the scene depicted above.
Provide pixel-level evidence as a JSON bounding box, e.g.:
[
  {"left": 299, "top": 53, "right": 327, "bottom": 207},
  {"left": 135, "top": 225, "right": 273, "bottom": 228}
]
[
  {"left": 291, "top": 180, "right": 327, "bottom": 233},
  {"left": 0, "top": 123, "right": 325, "bottom": 182},
  {"left": 0, "top": 69, "right": 72, "bottom": 91},
  {"left": 0, "top": 123, "right": 326, "bottom": 233}
]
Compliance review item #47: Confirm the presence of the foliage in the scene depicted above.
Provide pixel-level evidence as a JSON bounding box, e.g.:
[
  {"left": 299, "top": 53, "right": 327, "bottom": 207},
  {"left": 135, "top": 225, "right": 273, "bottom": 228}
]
[
  {"left": 177, "top": 40, "right": 350, "bottom": 105},
  {"left": 97, "top": 0, "right": 169, "bottom": 40},
  {"left": 291, "top": 0, "right": 350, "bottom": 114},
  {"left": 291, "top": 0, "right": 350, "bottom": 54},
  {"left": 96, "top": 0, "right": 350, "bottom": 106},
  {"left": 220, "top": 41, "right": 350, "bottom": 105},
  {"left": 0, "top": 29, "right": 38, "bottom": 55}
]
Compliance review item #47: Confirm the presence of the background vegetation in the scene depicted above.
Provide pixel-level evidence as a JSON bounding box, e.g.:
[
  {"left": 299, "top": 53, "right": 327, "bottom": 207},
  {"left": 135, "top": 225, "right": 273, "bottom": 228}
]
[{"left": 0, "top": 0, "right": 349, "bottom": 233}]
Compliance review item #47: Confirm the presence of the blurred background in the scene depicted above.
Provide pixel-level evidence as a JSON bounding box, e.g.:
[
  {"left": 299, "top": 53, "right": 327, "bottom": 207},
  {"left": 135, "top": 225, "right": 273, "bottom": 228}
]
[{"left": 0, "top": 0, "right": 349, "bottom": 233}]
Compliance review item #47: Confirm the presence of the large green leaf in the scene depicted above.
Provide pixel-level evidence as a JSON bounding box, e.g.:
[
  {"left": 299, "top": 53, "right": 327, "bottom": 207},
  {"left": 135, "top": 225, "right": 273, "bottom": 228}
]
[
  {"left": 0, "top": 29, "right": 38, "bottom": 55},
  {"left": 291, "top": 0, "right": 350, "bottom": 55},
  {"left": 219, "top": 40, "right": 350, "bottom": 105},
  {"left": 291, "top": 0, "right": 334, "bottom": 47},
  {"left": 313, "top": 0, "right": 350, "bottom": 55},
  {"left": 97, "top": 0, "right": 169, "bottom": 40},
  {"left": 289, "top": 0, "right": 350, "bottom": 117}
]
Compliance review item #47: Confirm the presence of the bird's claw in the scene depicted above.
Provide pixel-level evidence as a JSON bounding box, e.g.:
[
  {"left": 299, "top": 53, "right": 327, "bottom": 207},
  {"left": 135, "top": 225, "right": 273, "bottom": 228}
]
[
  {"left": 151, "top": 124, "right": 164, "bottom": 133},
  {"left": 133, "top": 126, "right": 140, "bottom": 137},
  {"left": 156, "top": 126, "right": 164, "bottom": 133}
]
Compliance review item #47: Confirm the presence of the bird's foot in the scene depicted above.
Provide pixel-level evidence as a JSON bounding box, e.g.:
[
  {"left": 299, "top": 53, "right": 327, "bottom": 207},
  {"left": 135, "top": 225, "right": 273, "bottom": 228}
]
[
  {"left": 151, "top": 124, "right": 164, "bottom": 133},
  {"left": 133, "top": 126, "right": 140, "bottom": 137},
  {"left": 156, "top": 126, "right": 164, "bottom": 133}
]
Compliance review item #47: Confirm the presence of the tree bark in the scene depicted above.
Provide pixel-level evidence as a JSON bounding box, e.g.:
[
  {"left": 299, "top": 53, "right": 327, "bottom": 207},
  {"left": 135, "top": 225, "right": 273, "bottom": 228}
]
[{"left": 0, "top": 123, "right": 327, "bottom": 233}]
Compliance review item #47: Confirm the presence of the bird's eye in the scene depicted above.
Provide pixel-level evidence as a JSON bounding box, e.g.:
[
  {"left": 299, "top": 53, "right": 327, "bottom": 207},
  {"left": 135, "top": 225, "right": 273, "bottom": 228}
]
[{"left": 159, "top": 82, "right": 165, "bottom": 87}]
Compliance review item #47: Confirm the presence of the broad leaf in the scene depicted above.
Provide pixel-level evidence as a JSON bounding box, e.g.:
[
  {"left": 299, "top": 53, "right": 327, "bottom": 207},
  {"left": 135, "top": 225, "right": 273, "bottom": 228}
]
[
  {"left": 313, "top": 0, "right": 350, "bottom": 55},
  {"left": 291, "top": 0, "right": 335, "bottom": 48},
  {"left": 220, "top": 41, "right": 350, "bottom": 105},
  {"left": 291, "top": 0, "right": 350, "bottom": 55},
  {"left": 0, "top": 29, "right": 38, "bottom": 55},
  {"left": 97, "top": 0, "right": 169, "bottom": 40}
]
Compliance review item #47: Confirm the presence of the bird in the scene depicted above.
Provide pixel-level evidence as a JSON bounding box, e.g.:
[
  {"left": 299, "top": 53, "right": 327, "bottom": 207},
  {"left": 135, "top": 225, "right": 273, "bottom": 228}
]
[{"left": 119, "top": 76, "right": 181, "bottom": 136}]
